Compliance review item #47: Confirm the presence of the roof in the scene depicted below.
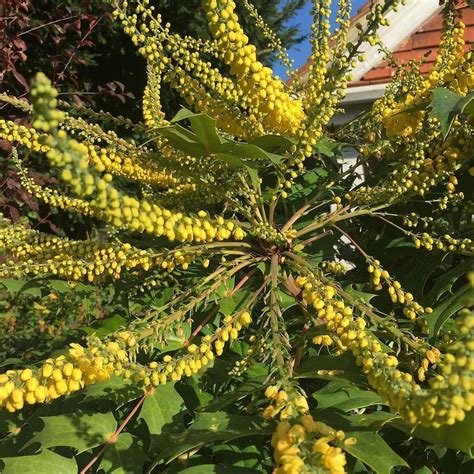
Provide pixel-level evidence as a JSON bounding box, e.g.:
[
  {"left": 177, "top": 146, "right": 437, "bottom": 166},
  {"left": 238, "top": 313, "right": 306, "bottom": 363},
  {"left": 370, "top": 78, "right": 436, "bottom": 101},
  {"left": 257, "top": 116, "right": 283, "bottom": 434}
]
[
  {"left": 293, "top": 1, "right": 473, "bottom": 88},
  {"left": 352, "top": 3, "right": 474, "bottom": 86}
]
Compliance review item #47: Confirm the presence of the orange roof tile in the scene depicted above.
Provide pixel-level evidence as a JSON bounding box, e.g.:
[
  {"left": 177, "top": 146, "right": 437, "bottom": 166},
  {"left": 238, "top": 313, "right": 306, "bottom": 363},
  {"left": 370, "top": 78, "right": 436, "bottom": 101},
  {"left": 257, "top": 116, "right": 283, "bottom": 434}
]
[
  {"left": 291, "top": 1, "right": 474, "bottom": 88},
  {"left": 351, "top": 3, "right": 473, "bottom": 86}
]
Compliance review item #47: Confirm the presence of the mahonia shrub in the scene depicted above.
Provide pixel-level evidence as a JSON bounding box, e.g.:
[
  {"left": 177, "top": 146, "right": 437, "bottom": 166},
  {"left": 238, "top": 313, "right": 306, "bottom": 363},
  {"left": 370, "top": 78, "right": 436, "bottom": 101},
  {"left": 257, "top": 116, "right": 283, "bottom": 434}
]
[{"left": 0, "top": 0, "right": 473, "bottom": 472}]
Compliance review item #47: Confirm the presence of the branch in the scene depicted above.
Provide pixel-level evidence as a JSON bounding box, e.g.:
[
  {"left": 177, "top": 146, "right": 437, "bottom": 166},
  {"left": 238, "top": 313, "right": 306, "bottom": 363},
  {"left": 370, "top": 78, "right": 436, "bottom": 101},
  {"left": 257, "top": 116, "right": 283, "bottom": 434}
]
[
  {"left": 269, "top": 254, "right": 286, "bottom": 374},
  {"left": 80, "top": 389, "right": 152, "bottom": 474}
]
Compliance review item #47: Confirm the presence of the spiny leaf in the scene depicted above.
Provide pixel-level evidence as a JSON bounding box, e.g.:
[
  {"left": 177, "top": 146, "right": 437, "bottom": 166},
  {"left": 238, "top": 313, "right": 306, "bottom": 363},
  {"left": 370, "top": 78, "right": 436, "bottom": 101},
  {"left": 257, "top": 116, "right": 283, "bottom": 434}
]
[
  {"left": 313, "top": 137, "right": 345, "bottom": 158},
  {"left": 422, "top": 259, "right": 472, "bottom": 305},
  {"left": 178, "top": 465, "right": 261, "bottom": 473},
  {"left": 138, "top": 383, "right": 186, "bottom": 456},
  {"left": 424, "top": 284, "right": 472, "bottom": 338},
  {"left": 396, "top": 410, "right": 474, "bottom": 455},
  {"left": 22, "top": 411, "right": 117, "bottom": 454},
  {"left": 157, "top": 123, "right": 207, "bottom": 157},
  {"left": 170, "top": 108, "right": 283, "bottom": 165},
  {"left": 313, "top": 381, "right": 382, "bottom": 411},
  {"left": 297, "top": 352, "right": 367, "bottom": 385},
  {"left": 429, "top": 88, "right": 474, "bottom": 138},
  {"left": 197, "top": 377, "right": 265, "bottom": 412},
  {"left": 150, "top": 411, "right": 270, "bottom": 466},
  {"left": 0, "top": 278, "right": 43, "bottom": 296},
  {"left": 0, "top": 449, "right": 77, "bottom": 474},
  {"left": 249, "top": 134, "right": 294, "bottom": 153},
  {"left": 172, "top": 109, "right": 223, "bottom": 151},
  {"left": 343, "top": 284, "right": 377, "bottom": 304},
  {"left": 97, "top": 433, "right": 147, "bottom": 474},
  {"left": 317, "top": 409, "right": 407, "bottom": 474}
]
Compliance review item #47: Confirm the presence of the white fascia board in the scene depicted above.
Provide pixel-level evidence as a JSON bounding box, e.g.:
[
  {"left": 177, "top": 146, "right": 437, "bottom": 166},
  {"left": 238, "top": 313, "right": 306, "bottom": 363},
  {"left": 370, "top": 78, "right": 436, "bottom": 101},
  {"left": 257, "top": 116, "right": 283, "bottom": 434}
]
[
  {"left": 342, "top": 83, "right": 387, "bottom": 104},
  {"left": 349, "top": 0, "right": 442, "bottom": 81}
]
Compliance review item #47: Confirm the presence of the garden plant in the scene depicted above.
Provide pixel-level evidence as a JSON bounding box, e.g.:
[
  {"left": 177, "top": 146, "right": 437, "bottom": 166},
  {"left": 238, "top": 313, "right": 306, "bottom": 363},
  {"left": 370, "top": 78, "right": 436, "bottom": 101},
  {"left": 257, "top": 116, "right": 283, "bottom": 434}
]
[{"left": 0, "top": 0, "right": 473, "bottom": 472}]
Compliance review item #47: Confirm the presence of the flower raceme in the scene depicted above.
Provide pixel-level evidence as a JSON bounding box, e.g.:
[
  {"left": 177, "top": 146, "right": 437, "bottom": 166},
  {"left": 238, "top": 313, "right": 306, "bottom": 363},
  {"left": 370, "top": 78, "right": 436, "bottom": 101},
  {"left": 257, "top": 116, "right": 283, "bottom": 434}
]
[{"left": 0, "top": 311, "right": 253, "bottom": 412}]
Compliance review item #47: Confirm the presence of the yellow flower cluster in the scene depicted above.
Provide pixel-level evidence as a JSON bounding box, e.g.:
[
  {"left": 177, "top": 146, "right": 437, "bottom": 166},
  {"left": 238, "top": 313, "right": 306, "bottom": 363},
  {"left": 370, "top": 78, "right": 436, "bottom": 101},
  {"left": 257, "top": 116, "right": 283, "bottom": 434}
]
[
  {"left": 352, "top": 12, "right": 473, "bottom": 208},
  {"left": 295, "top": 274, "right": 474, "bottom": 428},
  {"left": 1, "top": 109, "right": 178, "bottom": 190},
  {"left": 413, "top": 232, "right": 473, "bottom": 254},
  {"left": 270, "top": 410, "right": 348, "bottom": 474},
  {"left": 137, "top": 310, "right": 252, "bottom": 386},
  {"left": 312, "top": 334, "right": 334, "bottom": 347},
  {"left": 241, "top": 0, "right": 295, "bottom": 81},
  {"left": 403, "top": 212, "right": 433, "bottom": 229},
  {"left": 417, "top": 347, "right": 441, "bottom": 382},
  {"left": 262, "top": 386, "right": 309, "bottom": 421},
  {"left": 381, "top": 18, "right": 468, "bottom": 138},
  {"left": 0, "top": 342, "right": 118, "bottom": 412},
  {"left": 9, "top": 73, "right": 246, "bottom": 246},
  {"left": 297, "top": 277, "right": 349, "bottom": 353},
  {"left": 115, "top": 0, "right": 258, "bottom": 139},
  {"left": 0, "top": 219, "right": 199, "bottom": 282},
  {"left": 203, "top": 0, "right": 305, "bottom": 137},
  {"left": 0, "top": 120, "right": 48, "bottom": 153},
  {"left": 367, "top": 259, "right": 433, "bottom": 320},
  {"left": 321, "top": 260, "right": 348, "bottom": 275},
  {"left": 229, "top": 335, "right": 266, "bottom": 376},
  {"left": 56, "top": 81, "right": 216, "bottom": 201},
  {"left": 16, "top": 164, "right": 95, "bottom": 217},
  {"left": 250, "top": 223, "right": 287, "bottom": 246},
  {"left": 0, "top": 309, "right": 253, "bottom": 412},
  {"left": 86, "top": 143, "right": 179, "bottom": 189}
]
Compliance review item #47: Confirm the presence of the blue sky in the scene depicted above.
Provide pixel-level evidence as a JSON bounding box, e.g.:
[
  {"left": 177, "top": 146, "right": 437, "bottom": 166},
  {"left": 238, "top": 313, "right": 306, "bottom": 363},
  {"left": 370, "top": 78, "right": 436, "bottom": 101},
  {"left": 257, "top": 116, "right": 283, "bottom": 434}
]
[{"left": 273, "top": 0, "right": 367, "bottom": 78}]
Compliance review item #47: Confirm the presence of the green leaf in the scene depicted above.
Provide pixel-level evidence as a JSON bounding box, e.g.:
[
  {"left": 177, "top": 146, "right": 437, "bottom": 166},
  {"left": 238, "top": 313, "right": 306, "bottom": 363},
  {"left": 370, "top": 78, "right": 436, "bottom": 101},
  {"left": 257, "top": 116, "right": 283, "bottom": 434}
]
[
  {"left": 78, "top": 375, "right": 143, "bottom": 407},
  {"left": 172, "top": 110, "right": 222, "bottom": 151},
  {"left": 0, "top": 278, "right": 43, "bottom": 296},
  {"left": 344, "top": 284, "right": 377, "bottom": 304},
  {"left": 170, "top": 107, "right": 198, "bottom": 123},
  {"left": 297, "top": 352, "right": 366, "bottom": 385},
  {"left": 0, "top": 450, "right": 77, "bottom": 474},
  {"left": 249, "top": 134, "right": 294, "bottom": 153},
  {"left": 47, "top": 279, "right": 75, "bottom": 294},
  {"left": 215, "top": 153, "right": 256, "bottom": 170},
  {"left": 397, "top": 410, "right": 474, "bottom": 455},
  {"left": 341, "top": 429, "right": 407, "bottom": 473},
  {"left": 317, "top": 409, "right": 407, "bottom": 474},
  {"left": 424, "top": 284, "right": 472, "bottom": 337},
  {"left": 169, "top": 108, "right": 282, "bottom": 166},
  {"left": 219, "top": 141, "right": 282, "bottom": 165},
  {"left": 422, "top": 259, "right": 472, "bottom": 305},
  {"left": 197, "top": 378, "right": 265, "bottom": 412},
  {"left": 313, "top": 381, "right": 382, "bottom": 411},
  {"left": 313, "top": 137, "right": 344, "bottom": 158},
  {"left": 278, "top": 289, "right": 297, "bottom": 312},
  {"left": 429, "top": 88, "right": 474, "bottom": 138},
  {"left": 219, "top": 288, "right": 255, "bottom": 317},
  {"left": 81, "top": 315, "right": 128, "bottom": 338},
  {"left": 157, "top": 124, "right": 207, "bottom": 157},
  {"left": 190, "top": 115, "right": 223, "bottom": 151},
  {"left": 97, "top": 433, "right": 147, "bottom": 473},
  {"left": 178, "top": 465, "right": 260, "bottom": 473},
  {"left": 23, "top": 411, "right": 117, "bottom": 454},
  {"left": 0, "top": 358, "right": 24, "bottom": 368},
  {"left": 151, "top": 412, "right": 270, "bottom": 465},
  {"left": 138, "top": 383, "right": 186, "bottom": 455},
  {"left": 394, "top": 251, "right": 445, "bottom": 300}
]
